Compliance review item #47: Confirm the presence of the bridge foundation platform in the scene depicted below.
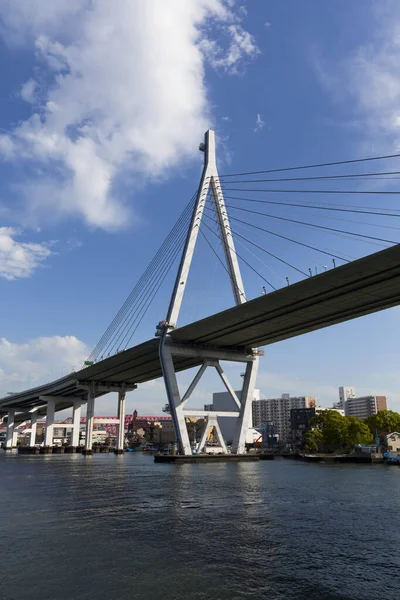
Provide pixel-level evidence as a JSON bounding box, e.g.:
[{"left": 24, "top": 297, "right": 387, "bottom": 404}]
[
  {"left": 52, "top": 447, "right": 65, "bottom": 454},
  {"left": 18, "top": 446, "right": 40, "bottom": 454},
  {"left": 155, "top": 454, "right": 259, "bottom": 463},
  {"left": 39, "top": 447, "right": 52, "bottom": 454}
]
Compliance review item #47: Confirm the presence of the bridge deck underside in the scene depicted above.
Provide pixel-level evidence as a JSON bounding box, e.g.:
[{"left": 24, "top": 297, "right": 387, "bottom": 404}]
[
  {"left": 172, "top": 243, "right": 400, "bottom": 349},
  {"left": 2, "top": 244, "right": 400, "bottom": 414}
]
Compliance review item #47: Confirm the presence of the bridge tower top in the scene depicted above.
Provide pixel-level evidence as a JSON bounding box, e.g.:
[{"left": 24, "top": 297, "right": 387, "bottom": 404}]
[{"left": 164, "top": 129, "right": 246, "bottom": 330}]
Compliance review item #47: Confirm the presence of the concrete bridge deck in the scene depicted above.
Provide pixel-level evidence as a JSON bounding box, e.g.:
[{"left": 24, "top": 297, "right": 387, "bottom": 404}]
[{"left": 1, "top": 242, "right": 400, "bottom": 417}]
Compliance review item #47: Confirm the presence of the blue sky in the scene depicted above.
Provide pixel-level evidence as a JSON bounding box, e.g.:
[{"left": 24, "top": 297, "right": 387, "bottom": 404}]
[{"left": 1, "top": 0, "right": 400, "bottom": 415}]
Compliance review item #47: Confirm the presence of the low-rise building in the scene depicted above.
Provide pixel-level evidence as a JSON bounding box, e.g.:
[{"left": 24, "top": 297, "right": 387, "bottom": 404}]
[
  {"left": 384, "top": 432, "right": 400, "bottom": 454},
  {"left": 291, "top": 407, "right": 316, "bottom": 443},
  {"left": 316, "top": 407, "right": 345, "bottom": 417},
  {"left": 210, "top": 388, "right": 261, "bottom": 444}
]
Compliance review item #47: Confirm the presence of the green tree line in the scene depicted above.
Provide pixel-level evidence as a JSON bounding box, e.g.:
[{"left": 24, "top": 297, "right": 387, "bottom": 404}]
[{"left": 303, "top": 410, "right": 400, "bottom": 453}]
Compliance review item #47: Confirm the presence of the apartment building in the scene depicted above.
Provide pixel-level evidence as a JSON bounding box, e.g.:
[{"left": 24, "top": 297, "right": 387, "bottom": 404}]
[
  {"left": 344, "top": 395, "right": 387, "bottom": 419},
  {"left": 252, "top": 394, "right": 316, "bottom": 446}
]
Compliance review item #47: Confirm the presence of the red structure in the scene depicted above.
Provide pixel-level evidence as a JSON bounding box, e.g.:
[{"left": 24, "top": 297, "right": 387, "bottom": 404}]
[{"left": 1, "top": 413, "right": 172, "bottom": 436}]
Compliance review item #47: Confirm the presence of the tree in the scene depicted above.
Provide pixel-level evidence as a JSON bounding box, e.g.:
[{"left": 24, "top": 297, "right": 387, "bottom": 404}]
[
  {"left": 303, "top": 430, "right": 323, "bottom": 453},
  {"left": 344, "top": 417, "right": 373, "bottom": 448},
  {"left": 311, "top": 410, "right": 348, "bottom": 449},
  {"left": 306, "top": 410, "right": 372, "bottom": 452},
  {"left": 365, "top": 410, "right": 400, "bottom": 436}
]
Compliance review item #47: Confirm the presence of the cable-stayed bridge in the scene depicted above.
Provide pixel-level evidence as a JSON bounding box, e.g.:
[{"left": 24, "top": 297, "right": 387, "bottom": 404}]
[{"left": 2, "top": 130, "right": 400, "bottom": 455}]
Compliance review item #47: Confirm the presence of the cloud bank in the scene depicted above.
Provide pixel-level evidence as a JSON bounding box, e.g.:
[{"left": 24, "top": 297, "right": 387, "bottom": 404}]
[
  {"left": 313, "top": 1, "right": 400, "bottom": 152},
  {"left": 0, "top": 335, "right": 88, "bottom": 395},
  {"left": 0, "top": 0, "right": 258, "bottom": 230}
]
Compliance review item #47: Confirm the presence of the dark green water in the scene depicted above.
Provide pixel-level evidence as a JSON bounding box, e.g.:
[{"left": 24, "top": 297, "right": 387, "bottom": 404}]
[{"left": 0, "top": 452, "right": 399, "bottom": 600}]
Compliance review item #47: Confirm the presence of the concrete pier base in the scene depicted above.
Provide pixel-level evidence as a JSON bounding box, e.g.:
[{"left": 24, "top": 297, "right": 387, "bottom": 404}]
[
  {"left": 52, "top": 447, "right": 65, "bottom": 454},
  {"left": 64, "top": 446, "right": 77, "bottom": 454},
  {"left": 39, "top": 447, "right": 53, "bottom": 454},
  {"left": 259, "top": 453, "right": 275, "bottom": 460},
  {"left": 3, "top": 446, "right": 17, "bottom": 451},
  {"left": 114, "top": 449, "right": 125, "bottom": 455},
  {"left": 82, "top": 449, "right": 93, "bottom": 456},
  {"left": 154, "top": 454, "right": 260, "bottom": 464},
  {"left": 18, "top": 447, "right": 39, "bottom": 454}
]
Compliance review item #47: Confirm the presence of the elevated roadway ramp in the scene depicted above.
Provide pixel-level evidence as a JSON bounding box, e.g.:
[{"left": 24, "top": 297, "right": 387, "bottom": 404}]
[{"left": 1, "top": 243, "right": 400, "bottom": 416}]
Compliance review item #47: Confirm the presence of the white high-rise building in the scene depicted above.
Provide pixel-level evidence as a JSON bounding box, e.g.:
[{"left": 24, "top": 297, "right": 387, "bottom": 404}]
[
  {"left": 252, "top": 394, "right": 316, "bottom": 446},
  {"left": 335, "top": 386, "right": 356, "bottom": 409}
]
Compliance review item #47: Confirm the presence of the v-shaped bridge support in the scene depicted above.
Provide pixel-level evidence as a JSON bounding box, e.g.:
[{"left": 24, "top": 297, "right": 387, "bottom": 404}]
[
  {"left": 158, "top": 130, "right": 260, "bottom": 455},
  {"left": 165, "top": 129, "right": 246, "bottom": 327}
]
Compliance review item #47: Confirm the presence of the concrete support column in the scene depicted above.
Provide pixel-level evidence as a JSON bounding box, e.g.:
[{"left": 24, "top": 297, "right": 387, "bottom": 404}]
[
  {"left": 44, "top": 398, "right": 56, "bottom": 447},
  {"left": 159, "top": 344, "right": 192, "bottom": 456},
  {"left": 6, "top": 409, "right": 15, "bottom": 448},
  {"left": 29, "top": 412, "right": 38, "bottom": 447},
  {"left": 232, "top": 358, "right": 259, "bottom": 454},
  {"left": 117, "top": 391, "right": 126, "bottom": 451},
  {"left": 71, "top": 403, "right": 81, "bottom": 447},
  {"left": 84, "top": 389, "right": 95, "bottom": 452}
]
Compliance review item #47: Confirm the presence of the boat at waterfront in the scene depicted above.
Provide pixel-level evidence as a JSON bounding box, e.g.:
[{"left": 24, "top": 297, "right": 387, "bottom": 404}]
[{"left": 383, "top": 452, "right": 400, "bottom": 465}]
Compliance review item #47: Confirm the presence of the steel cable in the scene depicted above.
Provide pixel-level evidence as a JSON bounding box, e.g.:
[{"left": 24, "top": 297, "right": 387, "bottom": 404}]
[
  {"left": 201, "top": 217, "right": 277, "bottom": 291},
  {"left": 218, "top": 152, "right": 400, "bottom": 179},
  {"left": 86, "top": 193, "right": 197, "bottom": 362},
  {"left": 223, "top": 204, "right": 398, "bottom": 245},
  {"left": 203, "top": 209, "right": 351, "bottom": 263},
  {"left": 222, "top": 195, "right": 400, "bottom": 219},
  {"left": 104, "top": 209, "right": 193, "bottom": 355}
]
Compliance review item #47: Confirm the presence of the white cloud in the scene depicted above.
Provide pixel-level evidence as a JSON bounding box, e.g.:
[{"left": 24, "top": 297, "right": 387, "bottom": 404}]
[
  {"left": 0, "top": 0, "right": 258, "bottom": 230},
  {"left": 0, "top": 335, "right": 88, "bottom": 396},
  {"left": 20, "top": 79, "right": 37, "bottom": 103},
  {"left": 313, "top": 2, "right": 400, "bottom": 150},
  {"left": 0, "top": 227, "right": 52, "bottom": 280},
  {"left": 200, "top": 23, "right": 259, "bottom": 73},
  {"left": 253, "top": 113, "right": 265, "bottom": 132},
  {"left": 347, "top": 31, "right": 400, "bottom": 143}
]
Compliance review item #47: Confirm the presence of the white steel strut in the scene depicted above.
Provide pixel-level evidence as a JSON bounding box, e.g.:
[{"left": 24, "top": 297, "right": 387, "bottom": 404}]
[{"left": 158, "top": 130, "right": 259, "bottom": 456}]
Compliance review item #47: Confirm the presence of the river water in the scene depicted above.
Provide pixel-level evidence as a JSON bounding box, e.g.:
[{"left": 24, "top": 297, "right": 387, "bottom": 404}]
[{"left": 0, "top": 452, "right": 399, "bottom": 600}]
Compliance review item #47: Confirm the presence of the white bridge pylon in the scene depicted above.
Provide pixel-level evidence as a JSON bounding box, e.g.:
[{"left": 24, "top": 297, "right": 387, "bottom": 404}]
[{"left": 158, "top": 129, "right": 260, "bottom": 455}]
